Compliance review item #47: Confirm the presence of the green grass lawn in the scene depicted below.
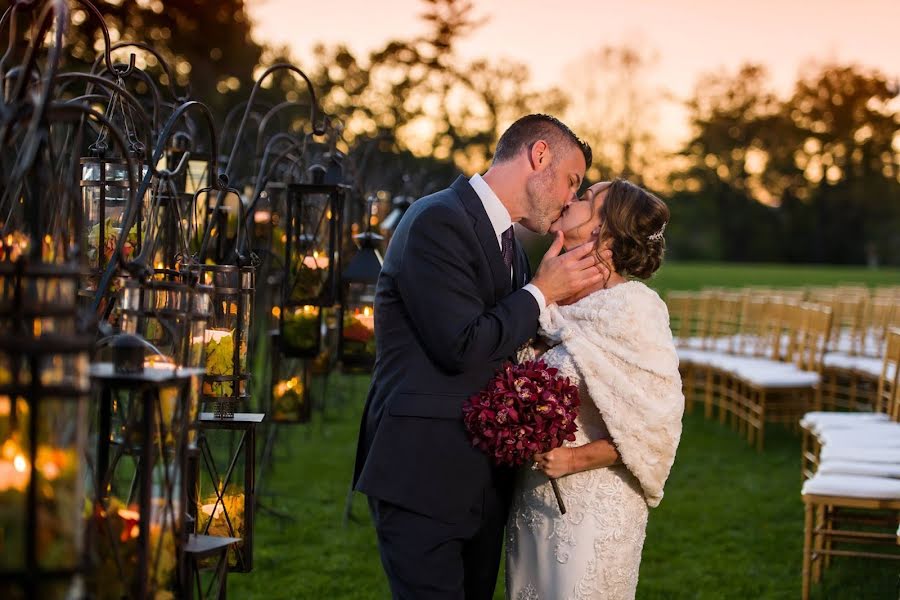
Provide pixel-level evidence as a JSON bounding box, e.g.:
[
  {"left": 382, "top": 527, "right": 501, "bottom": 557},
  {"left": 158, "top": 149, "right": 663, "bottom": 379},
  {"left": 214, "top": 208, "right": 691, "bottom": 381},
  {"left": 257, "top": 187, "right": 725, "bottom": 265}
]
[
  {"left": 649, "top": 261, "right": 900, "bottom": 296},
  {"left": 230, "top": 263, "right": 900, "bottom": 599}
]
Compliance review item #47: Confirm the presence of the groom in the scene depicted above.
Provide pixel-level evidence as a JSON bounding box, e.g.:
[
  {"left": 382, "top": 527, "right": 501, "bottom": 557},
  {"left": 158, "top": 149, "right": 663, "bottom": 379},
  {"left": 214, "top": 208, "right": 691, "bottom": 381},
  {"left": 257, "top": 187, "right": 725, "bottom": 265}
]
[{"left": 353, "top": 114, "right": 602, "bottom": 599}]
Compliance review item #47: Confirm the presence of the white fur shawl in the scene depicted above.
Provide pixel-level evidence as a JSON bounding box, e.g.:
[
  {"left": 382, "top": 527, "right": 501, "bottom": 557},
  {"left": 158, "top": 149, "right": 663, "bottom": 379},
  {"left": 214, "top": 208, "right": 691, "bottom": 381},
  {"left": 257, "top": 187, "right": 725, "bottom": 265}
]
[{"left": 539, "top": 281, "right": 684, "bottom": 507}]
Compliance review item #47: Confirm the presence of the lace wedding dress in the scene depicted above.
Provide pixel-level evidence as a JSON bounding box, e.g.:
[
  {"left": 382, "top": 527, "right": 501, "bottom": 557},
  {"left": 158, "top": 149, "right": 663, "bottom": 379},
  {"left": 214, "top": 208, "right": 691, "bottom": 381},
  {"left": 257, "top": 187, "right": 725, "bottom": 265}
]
[{"left": 506, "top": 281, "right": 685, "bottom": 600}]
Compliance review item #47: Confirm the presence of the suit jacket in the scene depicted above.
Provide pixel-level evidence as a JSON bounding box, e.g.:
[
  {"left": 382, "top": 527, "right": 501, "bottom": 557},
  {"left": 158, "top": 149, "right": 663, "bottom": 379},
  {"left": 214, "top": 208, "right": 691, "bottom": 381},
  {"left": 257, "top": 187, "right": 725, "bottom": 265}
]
[{"left": 353, "top": 176, "right": 538, "bottom": 523}]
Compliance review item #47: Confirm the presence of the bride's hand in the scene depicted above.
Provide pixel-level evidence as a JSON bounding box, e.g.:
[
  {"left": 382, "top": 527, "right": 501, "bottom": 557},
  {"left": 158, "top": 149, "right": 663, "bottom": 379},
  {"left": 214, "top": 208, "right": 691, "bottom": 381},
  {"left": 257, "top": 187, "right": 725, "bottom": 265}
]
[{"left": 533, "top": 447, "right": 575, "bottom": 479}]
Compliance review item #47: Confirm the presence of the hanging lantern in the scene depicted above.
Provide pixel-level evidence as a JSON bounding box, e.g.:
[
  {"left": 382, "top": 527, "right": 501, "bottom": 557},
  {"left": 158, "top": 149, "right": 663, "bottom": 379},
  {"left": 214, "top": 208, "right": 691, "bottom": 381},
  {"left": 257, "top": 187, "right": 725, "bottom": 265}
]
[
  {"left": 269, "top": 334, "right": 313, "bottom": 424},
  {"left": 86, "top": 335, "right": 203, "bottom": 600},
  {"left": 338, "top": 197, "right": 383, "bottom": 372},
  {"left": 279, "top": 170, "right": 346, "bottom": 358},
  {"left": 0, "top": 261, "right": 91, "bottom": 600},
  {"left": 80, "top": 156, "right": 147, "bottom": 292},
  {"left": 118, "top": 276, "right": 211, "bottom": 444},
  {"left": 192, "top": 409, "right": 263, "bottom": 572},
  {"left": 184, "top": 265, "right": 254, "bottom": 419}
]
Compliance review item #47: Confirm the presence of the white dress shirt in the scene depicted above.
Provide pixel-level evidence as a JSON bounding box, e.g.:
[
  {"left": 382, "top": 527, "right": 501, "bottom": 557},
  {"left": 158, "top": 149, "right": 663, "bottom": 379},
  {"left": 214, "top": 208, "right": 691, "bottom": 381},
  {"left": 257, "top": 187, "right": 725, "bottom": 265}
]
[{"left": 469, "top": 174, "right": 546, "bottom": 313}]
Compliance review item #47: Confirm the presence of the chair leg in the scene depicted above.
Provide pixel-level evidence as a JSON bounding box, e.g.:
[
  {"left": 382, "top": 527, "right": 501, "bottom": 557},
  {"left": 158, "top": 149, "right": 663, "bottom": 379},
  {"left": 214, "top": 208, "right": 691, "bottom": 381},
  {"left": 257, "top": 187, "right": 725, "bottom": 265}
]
[
  {"left": 704, "top": 368, "right": 714, "bottom": 420},
  {"left": 826, "top": 371, "right": 836, "bottom": 412},
  {"left": 683, "top": 365, "right": 695, "bottom": 414},
  {"left": 801, "top": 429, "right": 809, "bottom": 482},
  {"left": 757, "top": 389, "right": 767, "bottom": 452},
  {"left": 823, "top": 504, "right": 833, "bottom": 571},
  {"left": 848, "top": 372, "right": 859, "bottom": 411},
  {"left": 802, "top": 500, "right": 813, "bottom": 600},
  {"left": 812, "top": 504, "right": 825, "bottom": 584}
]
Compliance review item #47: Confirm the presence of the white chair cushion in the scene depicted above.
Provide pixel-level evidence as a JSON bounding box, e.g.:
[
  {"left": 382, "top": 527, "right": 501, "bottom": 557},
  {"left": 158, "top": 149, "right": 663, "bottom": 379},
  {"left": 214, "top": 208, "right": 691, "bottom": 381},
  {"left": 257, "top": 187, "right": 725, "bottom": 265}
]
[
  {"left": 684, "top": 337, "right": 706, "bottom": 349},
  {"left": 802, "top": 473, "right": 900, "bottom": 499},
  {"left": 818, "top": 425, "right": 900, "bottom": 448},
  {"left": 800, "top": 411, "right": 890, "bottom": 431},
  {"left": 823, "top": 352, "right": 858, "bottom": 370},
  {"left": 818, "top": 459, "right": 900, "bottom": 478},
  {"left": 855, "top": 357, "right": 895, "bottom": 380},
  {"left": 734, "top": 365, "right": 820, "bottom": 387},
  {"left": 820, "top": 446, "right": 900, "bottom": 464}
]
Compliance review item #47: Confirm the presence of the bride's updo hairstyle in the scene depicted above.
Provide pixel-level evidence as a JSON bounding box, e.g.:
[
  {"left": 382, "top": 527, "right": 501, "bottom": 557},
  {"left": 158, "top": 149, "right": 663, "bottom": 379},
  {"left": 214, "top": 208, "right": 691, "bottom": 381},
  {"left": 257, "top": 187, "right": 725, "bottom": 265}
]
[{"left": 596, "top": 179, "right": 670, "bottom": 280}]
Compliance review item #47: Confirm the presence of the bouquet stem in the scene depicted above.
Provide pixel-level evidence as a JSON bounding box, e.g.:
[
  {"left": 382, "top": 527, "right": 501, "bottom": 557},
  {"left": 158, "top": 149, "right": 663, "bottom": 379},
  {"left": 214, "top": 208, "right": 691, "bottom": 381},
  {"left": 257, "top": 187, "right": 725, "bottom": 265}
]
[{"left": 550, "top": 478, "right": 566, "bottom": 515}]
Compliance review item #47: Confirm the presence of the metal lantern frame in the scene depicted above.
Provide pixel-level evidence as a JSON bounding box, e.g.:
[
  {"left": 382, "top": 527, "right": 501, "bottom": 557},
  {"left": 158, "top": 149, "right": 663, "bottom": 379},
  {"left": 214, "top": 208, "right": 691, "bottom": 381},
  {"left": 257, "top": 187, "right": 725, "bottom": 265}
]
[
  {"left": 338, "top": 193, "right": 383, "bottom": 373},
  {"left": 279, "top": 181, "right": 346, "bottom": 358},
  {"left": 338, "top": 236, "right": 382, "bottom": 372},
  {"left": 88, "top": 352, "right": 204, "bottom": 600},
  {"left": 192, "top": 410, "right": 263, "bottom": 573},
  {"left": 80, "top": 156, "right": 144, "bottom": 277},
  {"left": 268, "top": 332, "right": 313, "bottom": 424},
  {"left": 182, "top": 264, "right": 255, "bottom": 420},
  {"left": 0, "top": 261, "right": 91, "bottom": 600}
]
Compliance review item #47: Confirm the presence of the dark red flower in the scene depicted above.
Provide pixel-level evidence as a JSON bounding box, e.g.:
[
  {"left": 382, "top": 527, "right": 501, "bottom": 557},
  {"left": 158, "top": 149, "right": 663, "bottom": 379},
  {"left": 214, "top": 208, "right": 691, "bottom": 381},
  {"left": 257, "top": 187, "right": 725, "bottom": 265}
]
[{"left": 462, "top": 359, "right": 580, "bottom": 467}]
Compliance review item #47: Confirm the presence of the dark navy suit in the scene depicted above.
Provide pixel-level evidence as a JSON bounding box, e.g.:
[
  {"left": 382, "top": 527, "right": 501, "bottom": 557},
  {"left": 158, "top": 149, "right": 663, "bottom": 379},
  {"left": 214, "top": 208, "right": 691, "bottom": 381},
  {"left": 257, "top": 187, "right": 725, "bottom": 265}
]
[{"left": 353, "top": 176, "right": 538, "bottom": 599}]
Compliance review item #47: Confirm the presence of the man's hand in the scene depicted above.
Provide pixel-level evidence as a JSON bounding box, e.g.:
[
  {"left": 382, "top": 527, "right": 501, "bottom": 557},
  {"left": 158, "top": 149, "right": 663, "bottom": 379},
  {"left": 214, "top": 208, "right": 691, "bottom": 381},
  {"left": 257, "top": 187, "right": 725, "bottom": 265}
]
[{"left": 530, "top": 232, "right": 609, "bottom": 305}]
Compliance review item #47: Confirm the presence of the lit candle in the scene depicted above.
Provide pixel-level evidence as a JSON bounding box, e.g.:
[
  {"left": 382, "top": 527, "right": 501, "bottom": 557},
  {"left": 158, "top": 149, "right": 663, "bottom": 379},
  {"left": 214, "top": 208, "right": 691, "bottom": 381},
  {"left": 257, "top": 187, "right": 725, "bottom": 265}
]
[
  {"left": 302, "top": 251, "right": 329, "bottom": 270},
  {"left": 354, "top": 306, "right": 375, "bottom": 331},
  {"left": 200, "top": 502, "right": 226, "bottom": 520}
]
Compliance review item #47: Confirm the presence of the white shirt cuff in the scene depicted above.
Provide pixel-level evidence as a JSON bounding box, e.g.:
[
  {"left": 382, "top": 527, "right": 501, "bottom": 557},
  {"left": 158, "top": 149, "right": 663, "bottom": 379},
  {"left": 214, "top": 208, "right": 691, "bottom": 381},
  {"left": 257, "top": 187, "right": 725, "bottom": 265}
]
[{"left": 522, "top": 283, "right": 546, "bottom": 315}]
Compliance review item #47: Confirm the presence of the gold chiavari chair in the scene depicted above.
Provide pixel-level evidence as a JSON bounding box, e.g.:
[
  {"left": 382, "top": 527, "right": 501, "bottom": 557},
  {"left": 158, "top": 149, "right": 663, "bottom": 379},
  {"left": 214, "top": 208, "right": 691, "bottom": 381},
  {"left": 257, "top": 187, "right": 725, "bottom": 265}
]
[
  {"left": 802, "top": 328, "right": 900, "bottom": 481},
  {"left": 665, "top": 291, "right": 694, "bottom": 347},
  {"left": 800, "top": 329, "right": 900, "bottom": 600},
  {"left": 734, "top": 303, "right": 832, "bottom": 451},
  {"left": 820, "top": 293, "right": 870, "bottom": 412}
]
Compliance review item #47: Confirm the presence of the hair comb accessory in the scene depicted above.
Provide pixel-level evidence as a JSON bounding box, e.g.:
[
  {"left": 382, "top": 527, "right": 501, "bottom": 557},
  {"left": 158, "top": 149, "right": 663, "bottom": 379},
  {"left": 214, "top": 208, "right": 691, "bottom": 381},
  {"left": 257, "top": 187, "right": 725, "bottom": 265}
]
[{"left": 648, "top": 221, "right": 667, "bottom": 242}]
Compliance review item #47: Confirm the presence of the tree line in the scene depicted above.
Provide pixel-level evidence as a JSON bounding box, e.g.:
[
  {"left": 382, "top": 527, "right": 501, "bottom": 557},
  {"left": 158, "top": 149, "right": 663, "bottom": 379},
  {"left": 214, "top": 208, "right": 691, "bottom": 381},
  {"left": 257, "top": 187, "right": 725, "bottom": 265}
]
[{"left": 61, "top": 0, "right": 900, "bottom": 265}]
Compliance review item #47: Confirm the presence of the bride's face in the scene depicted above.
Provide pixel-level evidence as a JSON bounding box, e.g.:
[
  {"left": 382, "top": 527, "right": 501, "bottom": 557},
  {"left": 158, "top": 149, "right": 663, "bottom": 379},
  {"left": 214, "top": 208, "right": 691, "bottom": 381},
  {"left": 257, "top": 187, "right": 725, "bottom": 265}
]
[{"left": 549, "top": 182, "right": 610, "bottom": 249}]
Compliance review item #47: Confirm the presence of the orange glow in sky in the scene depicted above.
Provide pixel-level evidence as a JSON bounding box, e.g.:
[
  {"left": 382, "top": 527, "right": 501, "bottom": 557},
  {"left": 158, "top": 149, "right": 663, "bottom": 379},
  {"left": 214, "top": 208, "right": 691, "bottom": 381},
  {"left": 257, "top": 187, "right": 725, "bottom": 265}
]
[{"left": 250, "top": 0, "right": 900, "bottom": 149}]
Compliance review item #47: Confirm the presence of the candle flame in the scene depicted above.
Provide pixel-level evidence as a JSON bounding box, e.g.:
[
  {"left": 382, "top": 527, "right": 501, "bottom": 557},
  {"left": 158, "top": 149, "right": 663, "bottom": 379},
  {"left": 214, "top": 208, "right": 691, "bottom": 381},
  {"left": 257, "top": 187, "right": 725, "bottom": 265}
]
[
  {"left": 118, "top": 508, "right": 140, "bottom": 521},
  {"left": 13, "top": 454, "right": 27, "bottom": 473}
]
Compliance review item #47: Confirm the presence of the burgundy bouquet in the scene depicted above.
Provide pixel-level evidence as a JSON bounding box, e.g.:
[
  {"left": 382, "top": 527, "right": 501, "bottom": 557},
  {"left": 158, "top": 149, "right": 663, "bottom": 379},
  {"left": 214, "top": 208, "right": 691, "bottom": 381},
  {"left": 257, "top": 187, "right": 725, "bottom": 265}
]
[{"left": 462, "top": 359, "right": 580, "bottom": 514}]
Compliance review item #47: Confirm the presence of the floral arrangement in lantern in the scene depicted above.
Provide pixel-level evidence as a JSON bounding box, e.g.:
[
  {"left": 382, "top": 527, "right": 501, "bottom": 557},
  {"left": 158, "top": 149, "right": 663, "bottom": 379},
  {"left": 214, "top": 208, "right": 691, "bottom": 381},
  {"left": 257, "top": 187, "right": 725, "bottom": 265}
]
[
  {"left": 80, "top": 147, "right": 148, "bottom": 294},
  {"left": 183, "top": 265, "right": 254, "bottom": 419}
]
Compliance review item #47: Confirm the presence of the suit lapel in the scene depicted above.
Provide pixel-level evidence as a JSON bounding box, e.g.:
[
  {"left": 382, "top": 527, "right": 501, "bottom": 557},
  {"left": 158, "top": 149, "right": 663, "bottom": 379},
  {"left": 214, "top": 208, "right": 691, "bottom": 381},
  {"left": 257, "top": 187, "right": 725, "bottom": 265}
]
[{"left": 451, "top": 176, "right": 511, "bottom": 301}]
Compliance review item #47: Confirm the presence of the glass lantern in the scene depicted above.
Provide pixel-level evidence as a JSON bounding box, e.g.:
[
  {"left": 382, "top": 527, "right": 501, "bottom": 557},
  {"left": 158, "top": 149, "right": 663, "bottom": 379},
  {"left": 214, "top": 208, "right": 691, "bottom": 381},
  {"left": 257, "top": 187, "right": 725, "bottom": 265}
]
[
  {"left": 268, "top": 335, "right": 313, "bottom": 424},
  {"left": 192, "top": 411, "right": 263, "bottom": 572},
  {"left": 339, "top": 283, "right": 378, "bottom": 372},
  {"left": 183, "top": 265, "right": 254, "bottom": 419},
  {"left": 80, "top": 157, "right": 147, "bottom": 292},
  {"left": 86, "top": 336, "right": 203, "bottom": 600},
  {"left": 118, "top": 276, "right": 211, "bottom": 445},
  {"left": 0, "top": 261, "right": 91, "bottom": 600},
  {"left": 339, "top": 199, "right": 383, "bottom": 372},
  {"left": 279, "top": 182, "right": 346, "bottom": 357},
  {"left": 147, "top": 180, "right": 196, "bottom": 273}
]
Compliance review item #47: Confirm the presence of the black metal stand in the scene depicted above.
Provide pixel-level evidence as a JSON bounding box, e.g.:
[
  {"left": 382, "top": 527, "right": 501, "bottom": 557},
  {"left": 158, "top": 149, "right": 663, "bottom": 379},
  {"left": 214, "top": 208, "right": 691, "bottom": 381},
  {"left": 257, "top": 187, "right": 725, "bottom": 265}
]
[{"left": 184, "top": 534, "right": 241, "bottom": 600}]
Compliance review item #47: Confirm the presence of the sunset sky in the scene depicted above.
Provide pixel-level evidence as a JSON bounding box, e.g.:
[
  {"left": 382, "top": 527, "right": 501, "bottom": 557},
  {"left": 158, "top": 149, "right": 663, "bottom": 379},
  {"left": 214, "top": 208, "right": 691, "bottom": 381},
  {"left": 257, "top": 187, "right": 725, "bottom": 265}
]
[{"left": 249, "top": 0, "right": 900, "bottom": 149}]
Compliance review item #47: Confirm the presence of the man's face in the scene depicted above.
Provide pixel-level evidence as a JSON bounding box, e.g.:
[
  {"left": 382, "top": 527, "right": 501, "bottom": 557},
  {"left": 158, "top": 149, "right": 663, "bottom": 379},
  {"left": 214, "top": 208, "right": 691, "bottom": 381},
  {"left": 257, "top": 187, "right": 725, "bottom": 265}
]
[{"left": 520, "top": 145, "right": 586, "bottom": 235}]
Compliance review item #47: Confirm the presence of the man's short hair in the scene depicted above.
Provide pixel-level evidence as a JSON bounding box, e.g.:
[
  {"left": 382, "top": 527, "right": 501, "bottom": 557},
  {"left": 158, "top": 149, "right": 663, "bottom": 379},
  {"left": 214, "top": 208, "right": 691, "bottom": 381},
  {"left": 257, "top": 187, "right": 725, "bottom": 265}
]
[{"left": 492, "top": 114, "right": 592, "bottom": 169}]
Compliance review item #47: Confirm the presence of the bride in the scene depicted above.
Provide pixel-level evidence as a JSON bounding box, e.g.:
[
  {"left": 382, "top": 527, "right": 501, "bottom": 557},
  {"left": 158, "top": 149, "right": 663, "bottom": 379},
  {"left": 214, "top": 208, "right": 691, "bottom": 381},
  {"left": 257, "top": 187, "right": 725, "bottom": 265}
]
[{"left": 506, "top": 179, "right": 685, "bottom": 600}]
